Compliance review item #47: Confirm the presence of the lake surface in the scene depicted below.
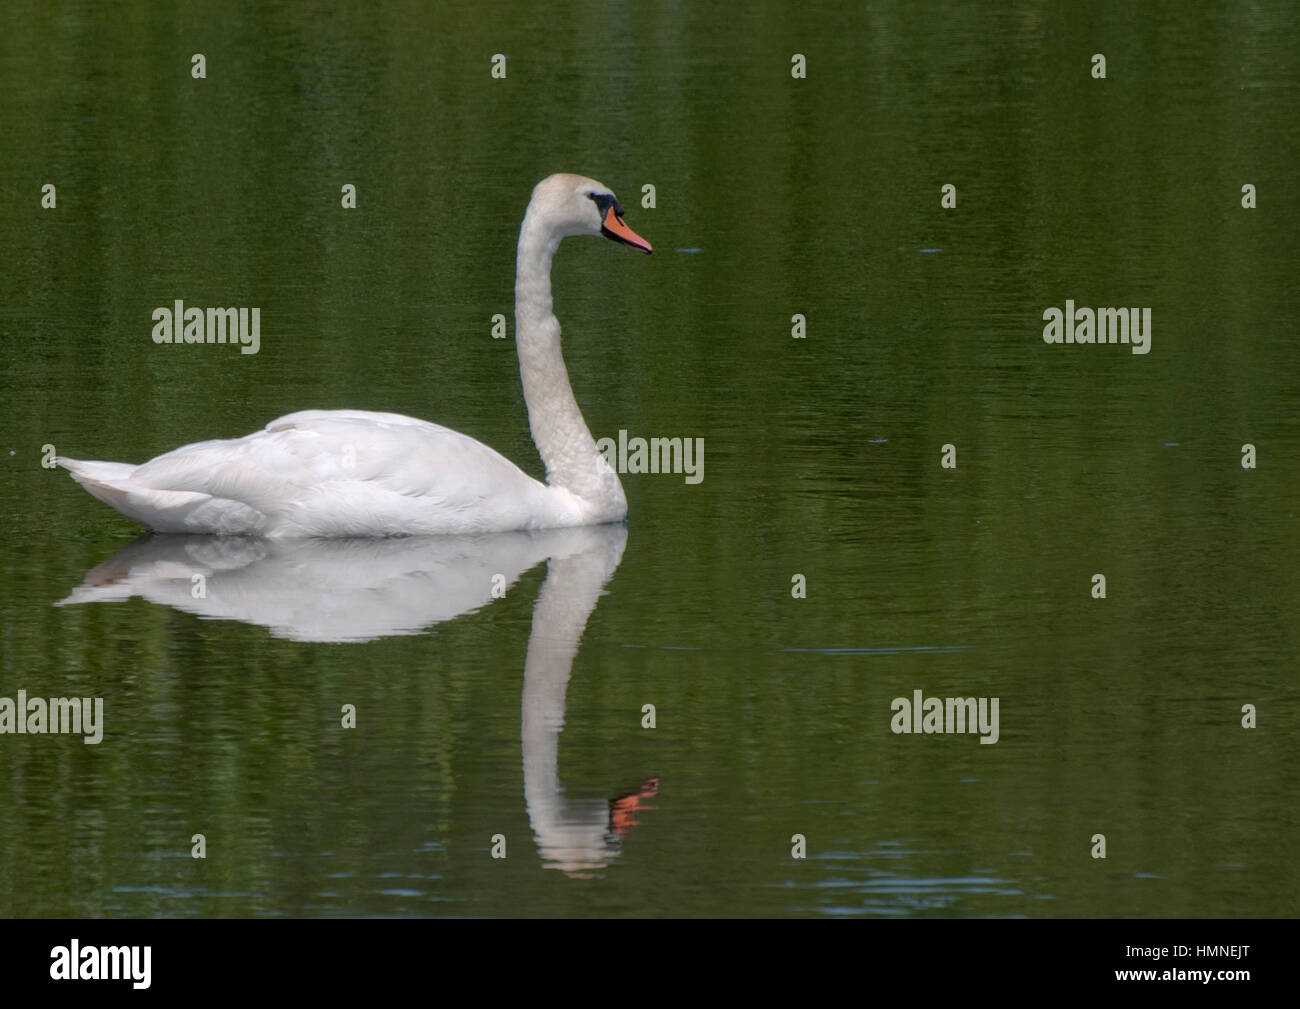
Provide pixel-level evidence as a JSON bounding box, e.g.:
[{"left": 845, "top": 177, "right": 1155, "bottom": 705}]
[{"left": 1, "top": 2, "right": 1297, "bottom": 917}]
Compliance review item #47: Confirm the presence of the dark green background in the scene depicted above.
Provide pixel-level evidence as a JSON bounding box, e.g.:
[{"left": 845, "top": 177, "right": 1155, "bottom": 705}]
[{"left": 1, "top": 1, "right": 1297, "bottom": 916}]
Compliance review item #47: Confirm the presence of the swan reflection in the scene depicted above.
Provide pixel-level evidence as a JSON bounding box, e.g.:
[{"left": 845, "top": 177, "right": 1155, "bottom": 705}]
[
  {"left": 517, "top": 524, "right": 658, "bottom": 875},
  {"left": 58, "top": 524, "right": 655, "bottom": 874}
]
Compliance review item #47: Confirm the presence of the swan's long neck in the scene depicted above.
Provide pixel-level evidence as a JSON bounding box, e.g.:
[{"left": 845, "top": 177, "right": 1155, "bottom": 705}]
[{"left": 515, "top": 209, "right": 626, "bottom": 520}]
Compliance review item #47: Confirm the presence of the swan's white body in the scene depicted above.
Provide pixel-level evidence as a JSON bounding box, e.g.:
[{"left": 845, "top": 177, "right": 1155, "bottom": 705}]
[{"left": 59, "top": 174, "right": 651, "bottom": 537}]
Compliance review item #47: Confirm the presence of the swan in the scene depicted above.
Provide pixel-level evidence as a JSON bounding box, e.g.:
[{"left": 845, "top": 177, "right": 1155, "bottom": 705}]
[{"left": 58, "top": 173, "right": 652, "bottom": 537}]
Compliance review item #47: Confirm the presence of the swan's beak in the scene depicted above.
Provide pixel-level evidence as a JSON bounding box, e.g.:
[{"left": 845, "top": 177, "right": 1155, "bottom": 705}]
[{"left": 601, "top": 207, "right": 653, "bottom": 254}]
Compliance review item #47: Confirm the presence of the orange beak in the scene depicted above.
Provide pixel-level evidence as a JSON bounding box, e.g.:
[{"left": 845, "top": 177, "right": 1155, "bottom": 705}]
[{"left": 601, "top": 206, "right": 653, "bottom": 254}]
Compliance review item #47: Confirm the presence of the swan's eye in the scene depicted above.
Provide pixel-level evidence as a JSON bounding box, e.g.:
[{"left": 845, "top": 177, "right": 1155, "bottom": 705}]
[{"left": 587, "top": 192, "right": 615, "bottom": 216}]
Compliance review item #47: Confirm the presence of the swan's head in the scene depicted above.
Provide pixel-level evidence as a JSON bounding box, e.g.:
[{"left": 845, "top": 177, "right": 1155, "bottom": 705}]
[{"left": 529, "top": 173, "right": 653, "bottom": 254}]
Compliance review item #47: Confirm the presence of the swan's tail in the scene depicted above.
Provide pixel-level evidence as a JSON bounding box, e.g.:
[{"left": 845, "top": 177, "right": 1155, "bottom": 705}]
[
  {"left": 57, "top": 457, "right": 138, "bottom": 487},
  {"left": 57, "top": 456, "right": 215, "bottom": 533}
]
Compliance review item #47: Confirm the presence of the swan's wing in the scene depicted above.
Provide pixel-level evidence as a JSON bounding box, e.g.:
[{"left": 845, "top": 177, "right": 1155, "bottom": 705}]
[
  {"left": 261, "top": 409, "right": 538, "bottom": 497},
  {"left": 83, "top": 411, "right": 561, "bottom": 535}
]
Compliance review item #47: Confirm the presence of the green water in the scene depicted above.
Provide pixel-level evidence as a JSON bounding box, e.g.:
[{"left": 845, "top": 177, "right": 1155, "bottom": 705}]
[{"left": 1, "top": 1, "right": 1297, "bottom": 917}]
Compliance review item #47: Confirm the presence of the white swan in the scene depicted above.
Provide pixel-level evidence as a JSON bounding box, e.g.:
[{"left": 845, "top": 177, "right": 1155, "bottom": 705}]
[{"left": 58, "top": 173, "right": 652, "bottom": 536}]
